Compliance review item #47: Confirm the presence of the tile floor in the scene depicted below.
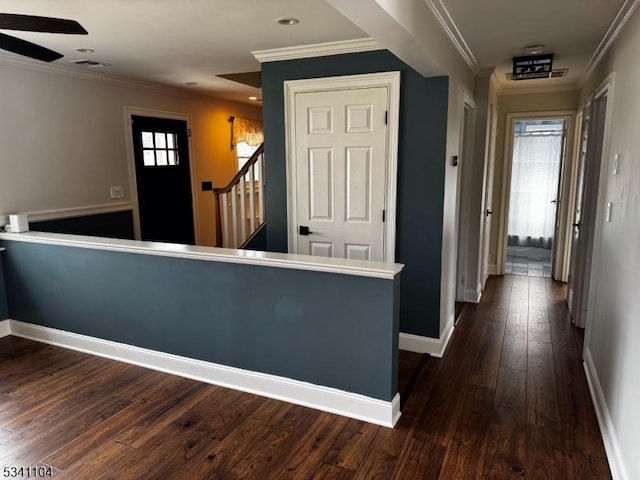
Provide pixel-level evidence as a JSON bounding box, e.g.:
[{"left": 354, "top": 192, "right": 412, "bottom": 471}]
[{"left": 506, "top": 246, "right": 552, "bottom": 277}]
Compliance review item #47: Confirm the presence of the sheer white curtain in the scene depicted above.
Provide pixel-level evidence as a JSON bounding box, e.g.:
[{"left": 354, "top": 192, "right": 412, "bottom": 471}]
[{"left": 507, "top": 132, "right": 562, "bottom": 247}]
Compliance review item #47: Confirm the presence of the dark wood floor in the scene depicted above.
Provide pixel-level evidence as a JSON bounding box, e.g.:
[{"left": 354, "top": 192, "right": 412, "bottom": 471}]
[{"left": 0, "top": 275, "right": 610, "bottom": 479}]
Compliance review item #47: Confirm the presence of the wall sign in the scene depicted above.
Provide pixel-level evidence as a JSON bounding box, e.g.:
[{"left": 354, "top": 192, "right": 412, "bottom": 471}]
[{"left": 512, "top": 54, "right": 554, "bottom": 80}]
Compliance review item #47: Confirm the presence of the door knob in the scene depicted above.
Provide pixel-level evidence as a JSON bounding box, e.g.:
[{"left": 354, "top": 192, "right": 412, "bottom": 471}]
[
  {"left": 485, "top": 209, "right": 493, "bottom": 217},
  {"left": 551, "top": 199, "right": 557, "bottom": 204},
  {"left": 299, "top": 226, "right": 313, "bottom": 236}
]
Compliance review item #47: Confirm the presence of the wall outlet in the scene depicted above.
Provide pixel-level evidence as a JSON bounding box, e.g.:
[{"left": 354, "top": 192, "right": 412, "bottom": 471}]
[{"left": 110, "top": 186, "right": 124, "bottom": 199}]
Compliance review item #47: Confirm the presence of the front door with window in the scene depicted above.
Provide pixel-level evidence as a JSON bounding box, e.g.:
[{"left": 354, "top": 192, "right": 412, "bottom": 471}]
[{"left": 131, "top": 115, "right": 195, "bottom": 244}]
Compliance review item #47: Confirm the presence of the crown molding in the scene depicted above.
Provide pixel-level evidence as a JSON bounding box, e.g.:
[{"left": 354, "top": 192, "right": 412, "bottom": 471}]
[
  {"left": 252, "top": 38, "right": 383, "bottom": 63},
  {"left": 0, "top": 52, "right": 194, "bottom": 99},
  {"left": 580, "top": 0, "right": 640, "bottom": 87},
  {"left": 498, "top": 83, "right": 579, "bottom": 96},
  {"left": 424, "top": 0, "right": 479, "bottom": 74}
]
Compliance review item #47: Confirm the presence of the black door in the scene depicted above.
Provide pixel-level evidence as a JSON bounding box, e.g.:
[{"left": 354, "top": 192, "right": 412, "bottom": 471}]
[{"left": 131, "top": 115, "right": 195, "bottom": 244}]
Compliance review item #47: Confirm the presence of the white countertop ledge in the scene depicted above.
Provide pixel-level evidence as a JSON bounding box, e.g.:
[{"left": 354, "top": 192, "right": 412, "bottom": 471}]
[{"left": 0, "top": 232, "right": 404, "bottom": 280}]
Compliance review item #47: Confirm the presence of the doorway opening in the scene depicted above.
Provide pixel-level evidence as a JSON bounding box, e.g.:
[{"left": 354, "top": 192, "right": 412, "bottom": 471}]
[
  {"left": 505, "top": 119, "right": 565, "bottom": 277},
  {"left": 568, "top": 78, "right": 612, "bottom": 330},
  {"left": 455, "top": 98, "right": 477, "bottom": 304}
]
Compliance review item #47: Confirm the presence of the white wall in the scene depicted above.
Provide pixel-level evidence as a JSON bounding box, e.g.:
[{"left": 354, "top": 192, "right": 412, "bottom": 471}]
[
  {"left": 0, "top": 62, "right": 260, "bottom": 246},
  {"left": 578, "top": 7, "right": 640, "bottom": 479}
]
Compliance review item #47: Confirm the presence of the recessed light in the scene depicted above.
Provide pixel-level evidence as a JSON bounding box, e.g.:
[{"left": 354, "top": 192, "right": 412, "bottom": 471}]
[
  {"left": 185, "top": 81, "right": 198, "bottom": 86},
  {"left": 249, "top": 96, "right": 258, "bottom": 100},
  {"left": 276, "top": 17, "right": 300, "bottom": 26},
  {"left": 523, "top": 45, "right": 544, "bottom": 55},
  {"left": 75, "top": 48, "right": 95, "bottom": 53}
]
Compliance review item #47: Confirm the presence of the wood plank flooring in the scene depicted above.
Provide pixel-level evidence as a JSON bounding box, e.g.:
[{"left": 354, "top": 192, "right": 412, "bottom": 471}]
[{"left": 0, "top": 275, "right": 611, "bottom": 479}]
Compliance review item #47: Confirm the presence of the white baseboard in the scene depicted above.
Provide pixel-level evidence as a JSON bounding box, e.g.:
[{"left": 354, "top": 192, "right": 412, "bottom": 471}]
[
  {"left": 5, "top": 320, "right": 399, "bottom": 428},
  {"left": 488, "top": 262, "right": 498, "bottom": 275},
  {"left": 463, "top": 285, "right": 482, "bottom": 303},
  {"left": 399, "top": 315, "right": 455, "bottom": 358},
  {"left": 0, "top": 319, "right": 10, "bottom": 338},
  {"left": 583, "top": 348, "right": 629, "bottom": 480}
]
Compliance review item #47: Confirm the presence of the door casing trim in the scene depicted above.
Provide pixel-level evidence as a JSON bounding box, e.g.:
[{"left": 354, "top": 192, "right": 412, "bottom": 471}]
[
  {"left": 497, "top": 110, "right": 576, "bottom": 277},
  {"left": 284, "top": 72, "right": 401, "bottom": 262},
  {"left": 123, "top": 107, "right": 199, "bottom": 244}
]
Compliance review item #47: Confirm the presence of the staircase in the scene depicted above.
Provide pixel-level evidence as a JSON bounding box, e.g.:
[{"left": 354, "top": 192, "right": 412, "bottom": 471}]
[{"left": 214, "top": 143, "right": 265, "bottom": 248}]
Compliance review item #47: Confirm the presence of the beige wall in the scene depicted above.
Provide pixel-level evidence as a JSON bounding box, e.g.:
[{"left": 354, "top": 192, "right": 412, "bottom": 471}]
[
  {"left": 488, "top": 90, "right": 579, "bottom": 269},
  {"left": 577, "top": 8, "right": 640, "bottom": 478},
  {"left": 189, "top": 99, "right": 262, "bottom": 246},
  {"left": 0, "top": 63, "right": 260, "bottom": 246}
]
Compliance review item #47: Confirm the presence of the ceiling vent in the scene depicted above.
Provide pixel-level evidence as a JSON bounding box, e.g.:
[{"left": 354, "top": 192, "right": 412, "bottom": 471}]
[
  {"left": 506, "top": 69, "right": 568, "bottom": 81},
  {"left": 69, "top": 59, "right": 108, "bottom": 67}
]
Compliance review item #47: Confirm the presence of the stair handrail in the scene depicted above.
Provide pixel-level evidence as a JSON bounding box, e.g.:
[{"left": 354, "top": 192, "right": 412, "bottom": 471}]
[
  {"left": 212, "top": 143, "right": 264, "bottom": 195},
  {"left": 213, "top": 143, "right": 265, "bottom": 248}
]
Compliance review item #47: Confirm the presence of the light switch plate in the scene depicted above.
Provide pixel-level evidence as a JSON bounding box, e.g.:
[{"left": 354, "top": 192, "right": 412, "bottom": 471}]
[
  {"left": 606, "top": 202, "right": 613, "bottom": 222},
  {"left": 613, "top": 154, "right": 620, "bottom": 175},
  {"left": 110, "top": 186, "right": 124, "bottom": 199}
]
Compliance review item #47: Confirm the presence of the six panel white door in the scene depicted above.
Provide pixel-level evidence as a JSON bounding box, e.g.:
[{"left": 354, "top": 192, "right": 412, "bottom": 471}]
[{"left": 294, "top": 87, "right": 388, "bottom": 261}]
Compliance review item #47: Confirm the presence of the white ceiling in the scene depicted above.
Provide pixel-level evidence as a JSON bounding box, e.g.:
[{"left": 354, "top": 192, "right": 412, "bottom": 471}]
[
  {"left": 441, "top": 0, "right": 626, "bottom": 89},
  {"left": 0, "top": 0, "right": 366, "bottom": 102},
  {"left": 0, "top": 0, "right": 633, "bottom": 99}
]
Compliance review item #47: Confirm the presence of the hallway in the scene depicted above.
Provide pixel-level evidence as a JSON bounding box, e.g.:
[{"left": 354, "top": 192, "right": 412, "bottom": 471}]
[{"left": 404, "top": 274, "right": 611, "bottom": 478}]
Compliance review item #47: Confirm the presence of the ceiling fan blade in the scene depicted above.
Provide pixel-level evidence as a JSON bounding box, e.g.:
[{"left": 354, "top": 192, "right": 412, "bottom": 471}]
[
  {"left": 0, "top": 13, "right": 87, "bottom": 34},
  {"left": 0, "top": 32, "right": 63, "bottom": 62}
]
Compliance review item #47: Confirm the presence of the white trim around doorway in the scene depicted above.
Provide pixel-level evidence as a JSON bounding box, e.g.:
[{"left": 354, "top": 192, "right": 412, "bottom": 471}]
[
  {"left": 496, "top": 110, "right": 576, "bottom": 277},
  {"left": 123, "top": 107, "right": 200, "bottom": 244},
  {"left": 283, "top": 72, "right": 401, "bottom": 262}
]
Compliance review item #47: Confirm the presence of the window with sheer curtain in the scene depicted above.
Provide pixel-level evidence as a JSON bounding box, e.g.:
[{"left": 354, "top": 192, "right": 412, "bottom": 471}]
[
  {"left": 232, "top": 117, "right": 263, "bottom": 179},
  {"left": 507, "top": 124, "right": 563, "bottom": 248}
]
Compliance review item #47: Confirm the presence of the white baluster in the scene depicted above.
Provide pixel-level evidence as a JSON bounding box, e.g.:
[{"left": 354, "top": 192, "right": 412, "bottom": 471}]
[
  {"left": 240, "top": 171, "right": 247, "bottom": 245},
  {"left": 257, "top": 153, "right": 264, "bottom": 225},
  {"left": 231, "top": 185, "right": 238, "bottom": 248},
  {"left": 249, "top": 163, "right": 256, "bottom": 233},
  {"left": 222, "top": 193, "right": 229, "bottom": 248}
]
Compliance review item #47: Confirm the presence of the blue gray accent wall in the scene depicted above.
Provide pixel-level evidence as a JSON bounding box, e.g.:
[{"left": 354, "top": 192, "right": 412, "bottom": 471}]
[
  {"left": 0, "top": 239, "right": 399, "bottom": 401},
  {"left": 0, "top": 252, "right": 7, "bottom": 320},
  {"left": 30, "top": 210, "right": 135, "bottom": 240},
  {"left": 261, "top": 50, "right": 449, "bottom": 338}
]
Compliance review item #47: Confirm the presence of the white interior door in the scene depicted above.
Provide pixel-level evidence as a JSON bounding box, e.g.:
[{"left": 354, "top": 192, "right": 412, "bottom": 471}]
[{"left": 293, "top": 86, "right": 389, "bottom": 261}]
